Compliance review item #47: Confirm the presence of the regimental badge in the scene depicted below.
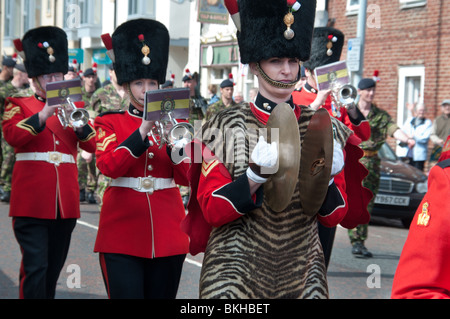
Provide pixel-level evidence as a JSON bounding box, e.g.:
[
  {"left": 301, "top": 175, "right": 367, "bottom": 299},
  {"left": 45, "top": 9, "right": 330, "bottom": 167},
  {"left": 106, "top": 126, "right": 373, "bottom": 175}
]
[
  {"left": 97, "top": 128, "right": 106, "bottom": 140},
  {"left": 59, "top": 87, "right": 69, "bottom": 99},
  {"left": 161, "top": 97, "right": 176, "bottom": 114},
  {"left": 417, "top": 202, "right": 430, "bottom": 227}
]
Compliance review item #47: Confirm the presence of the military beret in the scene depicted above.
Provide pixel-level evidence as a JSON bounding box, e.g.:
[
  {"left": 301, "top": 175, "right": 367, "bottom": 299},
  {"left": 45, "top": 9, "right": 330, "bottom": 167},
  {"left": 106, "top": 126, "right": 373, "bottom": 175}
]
[
  {"left": 161, "top": 80, "right": 174, "bottom": 88},
  {"left": 358, "top": 78, "right": 376, "bottom": 90},
  {"left": 220, "top": 79, "right": 234, "bottom": 88},
  {"left": 2, "top": 57, "right": 16, "bottom": 67},
  {"left": 83, "top": 68, "right": 96, "bottom": 77}
]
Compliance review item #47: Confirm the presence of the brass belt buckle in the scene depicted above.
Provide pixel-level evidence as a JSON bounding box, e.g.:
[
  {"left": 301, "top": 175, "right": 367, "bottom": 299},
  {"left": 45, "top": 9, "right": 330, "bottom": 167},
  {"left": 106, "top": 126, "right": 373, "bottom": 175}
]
[
  {"left": 139, "top": 177, "right": 154, "bottom": 194},
  {"left": 48, "top": 152, "right": 62, "bottom": 166}
]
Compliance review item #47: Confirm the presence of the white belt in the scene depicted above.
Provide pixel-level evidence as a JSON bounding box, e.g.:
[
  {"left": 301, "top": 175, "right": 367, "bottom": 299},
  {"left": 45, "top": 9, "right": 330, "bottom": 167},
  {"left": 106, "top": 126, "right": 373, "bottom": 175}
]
[
  {"left": 15, "top": 152, "right": 76, "bottom": 166},
  {"left": 110, "top": 176, "right": 176, "bottom": 194}
]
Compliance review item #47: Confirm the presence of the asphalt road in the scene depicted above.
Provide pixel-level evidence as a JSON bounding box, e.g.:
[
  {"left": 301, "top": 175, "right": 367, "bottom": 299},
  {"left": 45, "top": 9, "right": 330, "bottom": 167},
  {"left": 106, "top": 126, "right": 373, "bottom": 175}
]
[{"left": 0, "top": 201, "right": 409, "bottom": 299}]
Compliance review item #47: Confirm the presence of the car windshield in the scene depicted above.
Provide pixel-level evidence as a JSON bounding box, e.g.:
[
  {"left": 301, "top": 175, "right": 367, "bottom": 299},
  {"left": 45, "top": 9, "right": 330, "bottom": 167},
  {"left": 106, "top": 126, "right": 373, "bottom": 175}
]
[{"left": 378, "top": 143, "right": 398, "bottom": 161}]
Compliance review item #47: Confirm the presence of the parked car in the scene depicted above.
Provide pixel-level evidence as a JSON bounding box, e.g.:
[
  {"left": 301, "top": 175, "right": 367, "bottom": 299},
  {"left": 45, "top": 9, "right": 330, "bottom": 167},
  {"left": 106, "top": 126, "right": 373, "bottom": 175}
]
[{"left": 371, "top": 143, "right": 428, "bottom": 228}]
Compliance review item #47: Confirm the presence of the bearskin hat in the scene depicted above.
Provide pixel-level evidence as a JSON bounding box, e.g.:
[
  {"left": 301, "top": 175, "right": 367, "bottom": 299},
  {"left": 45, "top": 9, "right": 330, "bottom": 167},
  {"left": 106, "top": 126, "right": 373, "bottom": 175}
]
[
  {"left": 109, "top": 19, "right": 169, "bottom": 85},
  {"left": 230, "top": 0, "right": 317, "bottom": 64},
  {"left": 303, "top": 27, "right": 345, "bottom": 71},
  {"left": 19, "top": 26, "right": 68, "bottom": 78}
]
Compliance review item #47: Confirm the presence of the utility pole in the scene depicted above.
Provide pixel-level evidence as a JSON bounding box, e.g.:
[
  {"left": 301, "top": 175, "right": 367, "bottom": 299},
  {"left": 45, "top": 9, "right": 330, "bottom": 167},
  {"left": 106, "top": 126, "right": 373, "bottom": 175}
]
[{"left": 353, "top": 0, "right": 367, "bottom": 86}]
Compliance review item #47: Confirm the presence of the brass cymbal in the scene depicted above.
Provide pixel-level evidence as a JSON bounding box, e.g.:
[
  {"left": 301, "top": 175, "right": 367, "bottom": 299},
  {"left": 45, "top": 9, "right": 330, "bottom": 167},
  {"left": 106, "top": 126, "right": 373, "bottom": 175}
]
[
  {"left": 299, "top": 108, "right": 333, "bottom": 216},
  {"left": 264, "top": 103, "right": 301, "bottom": 212}
]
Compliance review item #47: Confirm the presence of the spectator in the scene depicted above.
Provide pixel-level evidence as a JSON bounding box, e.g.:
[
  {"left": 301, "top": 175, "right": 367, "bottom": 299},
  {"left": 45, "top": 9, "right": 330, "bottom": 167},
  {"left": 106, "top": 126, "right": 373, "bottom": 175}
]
[
  {"left": 234, "top": 91, "right": 244, "bottom": 103},
  {"left": 429, "top": 100, "right": 450, "bottom": 161},
  {"left": 397, "top": 102, "right": 432, "bottom": 171},
  {"left": 207, "top": 84, "right": 219, "bottom": 105},
  {"left": 248, "top": 87, "right": 258, "bottom": 102}
]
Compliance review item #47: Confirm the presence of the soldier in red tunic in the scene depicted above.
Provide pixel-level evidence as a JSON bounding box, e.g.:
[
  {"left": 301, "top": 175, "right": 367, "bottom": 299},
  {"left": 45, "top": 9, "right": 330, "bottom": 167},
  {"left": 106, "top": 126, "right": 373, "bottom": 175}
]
[
  {"left": 292, "top": 27, "right": 371, "bottom": 266},
  {"left": 391, "top": 136, "right": 450, "bottom": 299},
  {"left": 3, "top": 26, "right": 96, "bottom": 298},
  {"left": 93, "top": 19, "right": 190, "bottom": 299},
  {"left": 181, "top": 0, "right": 370, "bottom": 298}
]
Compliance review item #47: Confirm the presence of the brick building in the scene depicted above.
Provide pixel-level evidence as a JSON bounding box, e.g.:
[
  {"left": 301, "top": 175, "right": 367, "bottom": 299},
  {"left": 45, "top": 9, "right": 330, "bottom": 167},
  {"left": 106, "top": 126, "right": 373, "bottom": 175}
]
[{"left": 327, "top": 0, "right": 450, "bottom": 136}]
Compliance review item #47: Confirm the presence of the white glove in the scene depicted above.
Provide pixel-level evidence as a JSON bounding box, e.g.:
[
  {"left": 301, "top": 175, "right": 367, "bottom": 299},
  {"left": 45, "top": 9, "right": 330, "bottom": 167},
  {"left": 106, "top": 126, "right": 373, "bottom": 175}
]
[
  {"left": 246, "top": 136, "right": 278, "bottom": 184},
  {"left": 329, "top": 139, "right": 344, "bottom": 185}
]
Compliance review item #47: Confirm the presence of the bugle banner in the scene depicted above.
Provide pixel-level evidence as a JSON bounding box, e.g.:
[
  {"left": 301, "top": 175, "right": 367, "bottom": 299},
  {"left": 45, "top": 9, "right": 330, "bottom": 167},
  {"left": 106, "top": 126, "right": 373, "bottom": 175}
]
[
  {"left": 144, "top": 88, "right": 190, "bottom": 121},
  {"left": 46, "top": 79, "right": 82, "bottom": 106},
  {"left": 314, "top": 61, "right": 350, "bottom": 91}
]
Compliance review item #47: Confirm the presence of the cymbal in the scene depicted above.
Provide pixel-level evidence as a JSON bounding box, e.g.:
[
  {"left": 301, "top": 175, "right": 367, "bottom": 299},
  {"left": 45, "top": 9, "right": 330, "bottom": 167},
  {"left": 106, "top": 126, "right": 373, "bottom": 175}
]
[
  {"left": 264, "top": 103, "right": 301, "bottom": 212},
  {"left": 299, "top": 108, "right": 333, "bottom": 216}
]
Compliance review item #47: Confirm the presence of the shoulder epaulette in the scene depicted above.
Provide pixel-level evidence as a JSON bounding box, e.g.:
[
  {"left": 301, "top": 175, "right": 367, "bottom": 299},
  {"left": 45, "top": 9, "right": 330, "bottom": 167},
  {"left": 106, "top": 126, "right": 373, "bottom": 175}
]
[
  {"left": 97, "top": 109, "right": 126, "bottom": 117},
  {"left": 437, "top": 159, "right": 450, "bottom": 169}
]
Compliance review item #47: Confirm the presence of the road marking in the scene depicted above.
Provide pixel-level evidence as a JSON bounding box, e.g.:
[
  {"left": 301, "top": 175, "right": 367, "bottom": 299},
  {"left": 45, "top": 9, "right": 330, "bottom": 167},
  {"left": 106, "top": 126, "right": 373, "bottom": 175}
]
[
  {"left": 185, "top": 258, "right": 203, "bottom": 267},
  {"left": 77, "top": 220, "right": 98, "bottom": 230},
  {"left": 76, "top": 220, "right": 202, "bottom": 267}
]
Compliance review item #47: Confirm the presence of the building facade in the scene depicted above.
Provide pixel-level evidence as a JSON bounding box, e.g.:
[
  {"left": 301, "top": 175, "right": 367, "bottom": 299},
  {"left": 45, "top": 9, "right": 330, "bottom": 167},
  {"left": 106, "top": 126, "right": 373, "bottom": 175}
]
[
  {"left": 1, "top": 0, "right": 190, "bottom": 85},
  {"left": 327, "top": 0, "right": 450, "bottom": 130}
]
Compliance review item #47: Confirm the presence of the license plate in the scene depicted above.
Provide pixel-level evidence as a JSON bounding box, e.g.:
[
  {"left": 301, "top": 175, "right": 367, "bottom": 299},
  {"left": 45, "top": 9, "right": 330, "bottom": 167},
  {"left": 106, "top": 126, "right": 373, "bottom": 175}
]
[{"left": 375, "top": 194, "right": 410, "bottom": 206}]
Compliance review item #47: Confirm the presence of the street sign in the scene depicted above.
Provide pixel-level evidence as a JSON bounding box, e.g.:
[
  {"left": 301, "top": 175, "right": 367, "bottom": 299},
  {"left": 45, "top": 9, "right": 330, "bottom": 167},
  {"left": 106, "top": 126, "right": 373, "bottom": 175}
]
[
  {"left": 347, "top": 38, "right": 361, "bottom": 72},
  {"left": 68, "top": 48, "right": 84, "bottom": 64}
]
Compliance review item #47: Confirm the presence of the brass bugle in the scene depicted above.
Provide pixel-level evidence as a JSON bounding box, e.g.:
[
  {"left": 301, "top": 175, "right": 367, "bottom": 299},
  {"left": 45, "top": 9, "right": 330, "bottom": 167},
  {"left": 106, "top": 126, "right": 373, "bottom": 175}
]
[
  {"left": 332, "top": 84, "right": 357, "bottom": 109},
  {"left": 150, "top": 112, "right": 194, "bottom": 150},
  {"left": 57, "top": 97, "right": 90, "bottom": 129}
]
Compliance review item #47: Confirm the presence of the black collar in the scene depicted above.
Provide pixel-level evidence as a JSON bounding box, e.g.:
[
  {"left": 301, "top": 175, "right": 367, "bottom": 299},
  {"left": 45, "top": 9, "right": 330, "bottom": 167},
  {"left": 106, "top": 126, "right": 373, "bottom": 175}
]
[
  {"left": 35, "top": 94, "right": 46, "bottom": 102},
  {"left": 304, "top": 82, "right": 318, "bottom": 94},
  {"left": 254, "top": 93, "right": 295, "bottom": 113},
  {"left": 128, "top": 104, "right": 143, "bottom": 118}
]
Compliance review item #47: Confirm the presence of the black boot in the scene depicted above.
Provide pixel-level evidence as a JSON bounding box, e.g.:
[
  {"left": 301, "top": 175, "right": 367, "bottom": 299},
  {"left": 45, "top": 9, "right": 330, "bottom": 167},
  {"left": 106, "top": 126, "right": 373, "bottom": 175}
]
[
  {"left": 87, "top": 191, "right": 97, "bottom": 204},
  {"left": 1, "top": 191, "right": 10, "bottom": 203},
  {"left": 80, "top": 189, "right": 86, "bottom": 202},
  {"left": 352, "top": 242, "right": 373, "bottom": 258}
]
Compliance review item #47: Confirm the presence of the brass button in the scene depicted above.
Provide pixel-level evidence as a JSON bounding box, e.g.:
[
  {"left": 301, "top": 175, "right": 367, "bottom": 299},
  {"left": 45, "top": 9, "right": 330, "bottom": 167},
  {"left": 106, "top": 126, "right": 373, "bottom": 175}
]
[
  {"left": 148, "top": 152, "right": 155, "bottom": 159},
  {"left": 147, "top": 165, "right": 153, "bottom": 171}
]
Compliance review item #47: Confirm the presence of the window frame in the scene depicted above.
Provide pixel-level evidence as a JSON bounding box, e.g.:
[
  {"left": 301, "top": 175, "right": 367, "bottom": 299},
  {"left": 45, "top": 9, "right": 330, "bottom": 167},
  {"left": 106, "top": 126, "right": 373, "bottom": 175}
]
[
  {"left": 397, "top": 65, "right": 425, "bottom": 127},
  {"left": 399, "top": 0, "right": 427, "bottom": 10}
]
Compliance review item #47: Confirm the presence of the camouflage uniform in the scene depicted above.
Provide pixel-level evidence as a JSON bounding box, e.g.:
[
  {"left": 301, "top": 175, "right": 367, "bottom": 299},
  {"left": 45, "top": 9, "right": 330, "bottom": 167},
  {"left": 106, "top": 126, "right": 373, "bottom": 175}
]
[
  {"left": 78, "top": 87, "right": 97, "bottom": 202},
  {"left": 88, "top": 83, "right": 128, "bottom": 117},
  {"left": 88, "top": 84, "right": 128, "bottom": 206},
  {"left": 205, "top": 99, "right": 237, "bottom": 121},
  {"left": 188, "top": 95, "right": 207, "bottom": 125},
  {"left": 348, "top": 103, "right": 400, "bottom": 244},
  {"left": 0, "top": 83, "right": 33, "bottom": 197}
]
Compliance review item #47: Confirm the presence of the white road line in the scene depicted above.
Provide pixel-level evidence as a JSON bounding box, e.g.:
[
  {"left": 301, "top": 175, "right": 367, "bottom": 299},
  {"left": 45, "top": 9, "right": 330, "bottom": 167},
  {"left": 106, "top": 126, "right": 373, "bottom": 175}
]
[
  {"left": 184, "top": 258, "right": 203, "bottom": 267},
  {"left": 77, "top": 220, "right": 98, "bottom": 230},
  {"left": 76, "top": 220, "right": 202, "bottom": 267}
]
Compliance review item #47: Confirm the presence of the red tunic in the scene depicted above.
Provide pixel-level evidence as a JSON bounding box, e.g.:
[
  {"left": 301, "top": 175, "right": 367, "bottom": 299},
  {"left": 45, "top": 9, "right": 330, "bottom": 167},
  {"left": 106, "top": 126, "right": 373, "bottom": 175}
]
[
  {"left": 391, "top": 159, "right": 450, "bottom": 299},
  {"left": 293, "top": 86, "right": 372, "bottom": 228},
  {"left": 93, "top": 106, "right": 190, "bottom": 259},
  {"left": 292, "top": 86, "right": 371, "bottom": 142},
  {"left": 2, "top": 96, "right": 96, "bottom": 219},
  {"left": 182, "top": 101, "right": 360, "bottom": 255}
]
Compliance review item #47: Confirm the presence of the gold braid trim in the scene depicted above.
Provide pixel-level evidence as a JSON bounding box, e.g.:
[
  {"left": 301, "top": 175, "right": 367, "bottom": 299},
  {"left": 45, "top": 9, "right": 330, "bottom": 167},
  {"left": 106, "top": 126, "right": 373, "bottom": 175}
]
[
  {"left": 125, "top": 83, "right": 145, "bottom": 108},
  {"left": 255, "top": 62, "right": 298, "bottom": 89}
]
